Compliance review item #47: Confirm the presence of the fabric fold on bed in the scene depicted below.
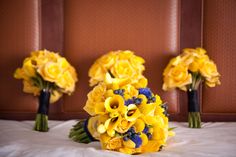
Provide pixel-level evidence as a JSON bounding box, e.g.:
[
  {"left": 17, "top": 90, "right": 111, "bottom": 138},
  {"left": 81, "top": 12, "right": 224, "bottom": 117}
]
[{"left": 0, "top": 120, "right": 236, "bottom": 157}]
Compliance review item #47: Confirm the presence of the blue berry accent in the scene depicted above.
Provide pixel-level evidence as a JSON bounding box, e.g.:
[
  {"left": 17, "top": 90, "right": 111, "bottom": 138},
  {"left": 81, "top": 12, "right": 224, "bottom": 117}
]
[
  {"left": 142, "top": 126, "right": 149, "bottom": 134},
  {"left": 130, "top": 134, "right": 142, "bottom": 148},
  {"left": 147, "top": 133, "right": 152, "bottom": 139},
  {"left": 123, "top": 136, "right": 129, "bottom": 141},
  {"left": 151, "top": 96, "right": 156, "bottom": 102},
  {"left": 125, "top": 99, "right": 134, "bottom": 106},
  {"left": 113, "top": 89, "right": 125, "bottom": 96},
  {"left": 134, "top": 98, "right": 142, "bottom": 105},
  {"left": 113, "top": 90, "right": 119, "bottom": 94},
  {"left": 138, "top": 88, "right": 152, "bottom": 99}
]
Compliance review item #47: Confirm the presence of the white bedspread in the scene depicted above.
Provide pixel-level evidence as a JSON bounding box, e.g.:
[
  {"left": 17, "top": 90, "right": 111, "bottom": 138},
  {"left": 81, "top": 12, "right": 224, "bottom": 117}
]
[{"left": 0, "top": 120, "right": 236, "bottom": 157}]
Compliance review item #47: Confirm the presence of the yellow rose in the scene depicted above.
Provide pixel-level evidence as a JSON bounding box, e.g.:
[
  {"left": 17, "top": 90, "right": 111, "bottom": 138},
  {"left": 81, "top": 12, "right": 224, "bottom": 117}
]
[
  {"left": 141, "top": 140, "right": 162, "bottom": 153},
  {"left": 50, "top": 90, "right": 62, "bottom": 103},
  {"left": 205, "top": 76, "right": 221, "bottom": 87},
  {"left": 98, "top": 52, "right": 117, "bottom": 68},
  {"left": 115, "top": 118, "right": 135, "bottom": 133},
  {"left": 89, "top": 62, "right": 106, "bottom": 86},
  {"left": 106, "top": 137, "right": 123, "bottom": 150},
  {"left": 23, "top": 80, "right": 40, "bottom": 96},
  {"left": 163, "top": 64, "right": 192, "bottom": 91},
  {"left": 111, "top": 60, "right": 135, "bottom": 78},
  {"left": 14, "top": 68, "right": 29, "bottom": 80},
  {"left": 37, "top": 62, "right": 61, "bottom": 82},
  {"left": 56, "top": 71, "right": 75, "bottom": 93},
  {"left": 83, "top": 83, "right": 107, "bottom": 115},
  {"left": 22, "top": 58, "right": 36, "bottom": 77},
  {"left": 200, "top": 60, "right": 220, "bottom": 79}
]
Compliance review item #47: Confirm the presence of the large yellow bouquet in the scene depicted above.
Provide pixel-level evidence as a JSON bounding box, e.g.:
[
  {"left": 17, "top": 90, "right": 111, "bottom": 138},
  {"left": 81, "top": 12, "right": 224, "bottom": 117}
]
[
  {"left": 14, "top": 50, "right": 78, "bottom": 131},
  {"left": 162, "top": 48, "right": 220, "bottom": 128},
  {"left": 69, "top": 50, "right": 174, "bottom": 154}
]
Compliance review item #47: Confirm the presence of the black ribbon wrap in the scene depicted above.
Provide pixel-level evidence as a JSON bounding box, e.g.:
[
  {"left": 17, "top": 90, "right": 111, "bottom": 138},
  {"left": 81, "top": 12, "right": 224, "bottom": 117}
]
[
  {"left": 187, "top": 90, "right": 200, "bottom": 112},
  {"left": 37, "top": 90, "right": 50, "bottom": 115}
]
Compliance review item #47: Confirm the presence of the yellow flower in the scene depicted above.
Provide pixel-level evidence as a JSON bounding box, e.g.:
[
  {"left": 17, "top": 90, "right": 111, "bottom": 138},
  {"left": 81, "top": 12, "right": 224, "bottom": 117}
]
[
  {"left": 125, "top": 104, "right": 141, "bottom": 122},
  {"left": 115, "top": 118, "right": 135, "bottom": 133},
  {"left": 140, "top": 133, "right": 148, "bottom": 146},
  {"left": 106, "top": 137, "right": 123, "bottom": 150},
  {"left": 22, "top": 80, "right": 40, "bottom": 96},
  {"left": 200, "top": 60, "right": 220, "bottom": 79},
  {"left": 22, "top": 57, "right": 36, "bottom": 77},
  {"left": 50, "top": 90, "right": 62, "bottom": 103},
  {"left": 37, "top": 62, "right": 61, "bottom": 82},
  {"left": 104, "top": 115, "right": 122, "bottom": 137},
  {"left": 205, "top": 76, "right": 221, "bottom": 87},
  {"left": 88, "top": 50, "right": 146, "bottom": 87},
  {"left": 98, "top": 51, "right": 117, "bottom": 68},
  {"left": 133, "top": 118, "right": 145, "bottom": 132},
  {"left": 123, "top": 139, "right": 136, "bottom": 149},
  {"left": 111, "top": 60, "right": 135, "bottom": 79},
  {"left": 123, "top": 84, "right": 139, "bottom": 100},
  {"left": 84, "top": 83, "right": 107, "bottom": 116},
  {"left": 87, "top": 116, "right": 101, "bottom": 140},
  {"left": 163, "top": 64, "right": 192, "bottom": 91},
  {"left": 56, "top": 71, "right": 75, "bottom": 93},
  {"left": 89, "top": 62, "right": 106, "bottom": 86},
  {"left": 141, "top": 140, "right": 162, "bottom": 153},
  {"left": 104, "top": 95, "right": 125, "bottom": 113},
  {"left": 152, "top": 125, "right": 168, "bottom": 142},
  {"left": 104, "top": 72, "right": 131, "bottom": 90}
]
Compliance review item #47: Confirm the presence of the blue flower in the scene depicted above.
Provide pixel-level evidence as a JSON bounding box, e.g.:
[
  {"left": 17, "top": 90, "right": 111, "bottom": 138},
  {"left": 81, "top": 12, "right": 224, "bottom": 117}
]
[
  {"left": 125, "top": 99, "right": 134, "bottom": 106},
  {"left": 142, "top": 126, "right": 149, "bottom": 134},
  {"left": 130, "top": 134, "right": 142, "bottom": 148},
  {"left": 138, "top": 88, "right": 152, "bottom": 99}
]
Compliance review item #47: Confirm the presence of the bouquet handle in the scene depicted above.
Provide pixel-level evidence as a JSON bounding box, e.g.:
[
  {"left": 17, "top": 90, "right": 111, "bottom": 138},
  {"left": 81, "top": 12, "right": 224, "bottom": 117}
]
[
  {"left": 34, "top": 89, "right": 50, "bottom": 132},
  {"left": 187, "top": 90, "right": 201, "bottom": 128}
]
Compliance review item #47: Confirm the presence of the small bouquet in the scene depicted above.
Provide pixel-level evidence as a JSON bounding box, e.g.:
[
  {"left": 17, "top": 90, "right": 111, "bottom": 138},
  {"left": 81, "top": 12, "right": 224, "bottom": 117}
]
[
  {"left": 14, "top": 50, "right": 78, "bottom": 132},
  {"left": 69, "top": 50, "right": 174, "bottom": 154},
  {"left": 162, "top": 48, "right": 220, "bottom": 128}
]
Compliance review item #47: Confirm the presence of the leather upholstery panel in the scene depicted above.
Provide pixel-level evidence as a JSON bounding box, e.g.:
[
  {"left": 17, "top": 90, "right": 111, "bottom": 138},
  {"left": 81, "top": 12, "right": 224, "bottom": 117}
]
[
  {"left": 202, "top": 0, "right": 236, "bottom": 113},
  {"left": 0, "top": 0, "right": 40, "bottom": 113}
]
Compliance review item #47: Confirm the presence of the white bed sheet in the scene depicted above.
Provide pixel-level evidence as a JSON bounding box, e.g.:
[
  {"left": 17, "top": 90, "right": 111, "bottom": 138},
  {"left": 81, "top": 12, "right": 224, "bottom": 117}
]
[{"left": 0, "top": 120, "right": 236, "bottom": 157}]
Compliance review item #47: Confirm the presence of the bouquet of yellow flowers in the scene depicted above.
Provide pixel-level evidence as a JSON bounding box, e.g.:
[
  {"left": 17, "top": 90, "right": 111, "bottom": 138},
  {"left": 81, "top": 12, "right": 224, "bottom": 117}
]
[
  {"left": 162, "top": 48, "right": 220, "bottom": 128},
  {"left": 69, "top": 50, "right": 174, "bottom": 154},
  {"left": 14, "top": 50, "right": 78, "bottom": 132},
  {"left": 88, "top": 50, "right": 147, "bottom": 87}
]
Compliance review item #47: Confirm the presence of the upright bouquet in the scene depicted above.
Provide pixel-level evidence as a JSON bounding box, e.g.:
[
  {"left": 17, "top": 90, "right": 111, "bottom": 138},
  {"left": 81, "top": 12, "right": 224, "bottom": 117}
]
[
  {"left": 69, "top": 50, "right": 174, "bottom": 154},
  {"left": 162, "top": 48, "right": 220, "bottom": 128},
  {"left": 88, "top": 50, "right": 147, "bottom": 88},
  {"left": 14, "top": 50, "right": 78, "bottom": 132}
]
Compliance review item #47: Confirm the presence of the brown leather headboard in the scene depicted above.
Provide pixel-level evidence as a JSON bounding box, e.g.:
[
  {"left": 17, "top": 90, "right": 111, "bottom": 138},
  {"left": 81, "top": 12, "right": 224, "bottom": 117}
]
[
  {"left": 0, "top": 0, "right": 41, "bottom": 118},
  {"left": 0, "top": 0, "right": 235, "bottom": 121}
]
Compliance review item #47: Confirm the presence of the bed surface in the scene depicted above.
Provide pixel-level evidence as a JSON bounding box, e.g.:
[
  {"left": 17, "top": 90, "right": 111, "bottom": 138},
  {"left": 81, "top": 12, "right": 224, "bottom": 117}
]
[{"left": 0, "top": 120, "right": 236, "bottom": 157}]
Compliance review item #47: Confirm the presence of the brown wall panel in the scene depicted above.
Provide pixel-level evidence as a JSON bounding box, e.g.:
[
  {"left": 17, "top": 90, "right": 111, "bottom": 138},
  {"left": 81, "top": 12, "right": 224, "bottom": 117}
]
[
  {"left": 202, "top": 0, "right": 236, "bottom": 114},
  {"left": 0, "top": 0, "right": 40, "bottom": 115},
  {"left": 63, "top": 0, "right": 180, "bottom": 117}
]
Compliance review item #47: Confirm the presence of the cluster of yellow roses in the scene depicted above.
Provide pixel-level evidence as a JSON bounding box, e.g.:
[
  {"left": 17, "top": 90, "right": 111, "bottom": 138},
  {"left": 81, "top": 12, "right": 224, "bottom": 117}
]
[
  {"left": 14, "top": 50, "right": 78, "bottom": 103},
  {"left": 84, "top": 81, "right": 172, "bottom": 154},
  {"left": 79, "top": 50, "right": 173, "bottom": 154},
  {"left": 162, "top": 48, "right": 220, "bottom": 91},
  {"left": 89, "top": 50, "right": 146, "bottom": 87}
]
